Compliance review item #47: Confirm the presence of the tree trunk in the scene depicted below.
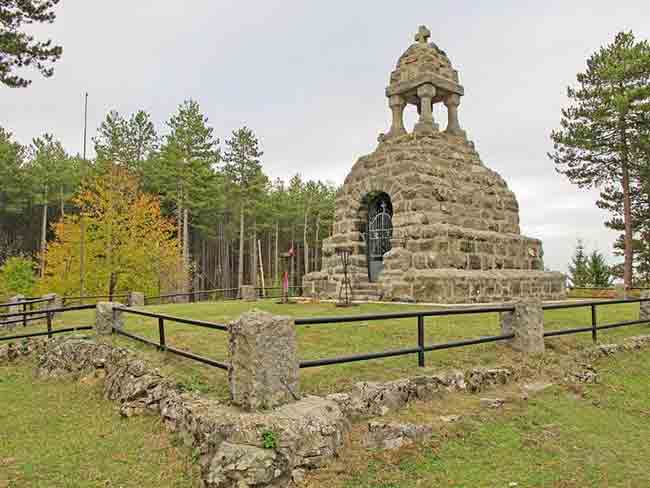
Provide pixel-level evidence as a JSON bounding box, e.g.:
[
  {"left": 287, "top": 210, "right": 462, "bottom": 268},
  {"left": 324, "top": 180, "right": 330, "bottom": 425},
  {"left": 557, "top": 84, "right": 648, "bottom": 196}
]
[
  {"left": 621, "top": 158, "right": 634, "bottom": 291},
  {"left": 183, "top": 208, "right": 190, "bottom": 292},
  {"left": 315, "top": 215, "right": 321, "bottom": 271},
  {"left": 80, "top": 217, "right": 85, "bottom": 295},
  {"left": 275, "top": 221, "right": 279, "bottom": 285},
  {"left": 40, "top": 201, "right": 48, "bottom": 278},
  {"left": 251, "top": 221, "right": 257, "bottom": 288},
  {"left": 238, "top": 205, "right": 245, "bottom": 289},
  {"left": 303, "top": 210, "right": 309, "bottom": 275}
]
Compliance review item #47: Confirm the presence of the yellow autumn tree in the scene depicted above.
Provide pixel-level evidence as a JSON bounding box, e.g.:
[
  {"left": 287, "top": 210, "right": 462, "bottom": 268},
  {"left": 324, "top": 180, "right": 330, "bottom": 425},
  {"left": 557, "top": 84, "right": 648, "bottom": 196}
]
[{"left": 39, "top": 167, "right": 188, "bottom": 297}]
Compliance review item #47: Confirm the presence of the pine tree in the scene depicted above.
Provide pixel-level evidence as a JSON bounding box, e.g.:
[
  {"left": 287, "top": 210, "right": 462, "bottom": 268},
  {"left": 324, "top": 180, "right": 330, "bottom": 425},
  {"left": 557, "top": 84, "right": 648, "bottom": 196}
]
[
  {"left": 222, "top": 127, "right": 266, "bottom": 288},
  {"left": 94, "top": 110, "right": 158, "bottom": 171},
  {"left": 586, "top": 250, "right": 613, "bottom": 288},
  {"left": 0, "top": 0, "right": 63, "bottom": 87},
  {"left": 150, "top": 100, "right": 219, "bottom": 279},
  {"left": 568, "top": 240, "right": 589, "bottom": 287},
  {"left": 549, "top": 31, "right": 650, "bottom": 291}
]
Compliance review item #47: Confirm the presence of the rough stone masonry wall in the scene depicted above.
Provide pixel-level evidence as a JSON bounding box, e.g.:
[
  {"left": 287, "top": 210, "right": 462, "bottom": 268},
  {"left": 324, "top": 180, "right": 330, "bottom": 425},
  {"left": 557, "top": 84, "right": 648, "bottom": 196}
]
[
  {"left": 304, "top": 130, "right": 566, "bottom": 303},
  {"left": 35, "top": 338, "right": 349, "bottom": 488}
]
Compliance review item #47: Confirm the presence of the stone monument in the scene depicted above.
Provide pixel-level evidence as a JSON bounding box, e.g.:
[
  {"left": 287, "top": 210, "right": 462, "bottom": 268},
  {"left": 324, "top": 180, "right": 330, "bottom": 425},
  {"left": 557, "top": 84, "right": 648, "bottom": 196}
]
[{"left": 303, "top": 26, "right": 566, "bottom": 303}]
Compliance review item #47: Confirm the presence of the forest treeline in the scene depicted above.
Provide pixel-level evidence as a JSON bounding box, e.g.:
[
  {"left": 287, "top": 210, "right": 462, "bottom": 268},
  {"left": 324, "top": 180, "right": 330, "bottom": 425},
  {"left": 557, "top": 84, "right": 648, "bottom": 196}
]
[{"left": 0, "top": 99, "right": 337, "bottom": 297}]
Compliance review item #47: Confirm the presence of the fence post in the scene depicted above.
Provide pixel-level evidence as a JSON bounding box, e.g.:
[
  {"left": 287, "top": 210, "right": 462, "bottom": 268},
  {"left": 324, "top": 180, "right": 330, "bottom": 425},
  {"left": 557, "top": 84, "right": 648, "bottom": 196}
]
[
  {"left": 640, "top": 291, "right": 650, "bottom": 323},
  {"left": 417, "top": 315, "right": 425, "bottom": 367},
  {"left": 8, "top": 295, "right": 24, "bottom": 327},
  {"left": 500, "top": 298, "right": 545, "bottom": 354},
  {"left": 228, "top": 310, "right": 299, "bottom": 411},
  {"left": 127, "top": 291, "right": 145, "bottom": 307},
  {"left": 591, "top": 304, "right": 598, "bottom": 343},
  {"left": 158, "top": 317, "right": 166, "bottom": 350},
  {"left": 42, "top": 293, "right": 62, "bottom": 317},
  {"left": 46, "top": 311, "right": 53, "bottom": 338},
  {"left": 240, "top": 285, "right": 256, "bottom": 302},
  {"left": 95, "top": 302, "right": 124, "bottom": 336}
]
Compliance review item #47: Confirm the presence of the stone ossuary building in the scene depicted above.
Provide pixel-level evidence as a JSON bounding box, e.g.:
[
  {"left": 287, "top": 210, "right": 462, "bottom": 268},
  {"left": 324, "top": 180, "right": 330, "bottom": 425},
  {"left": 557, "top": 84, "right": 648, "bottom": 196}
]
[{"left": 303, "top": 26, "right": 566, "bottom": 303}]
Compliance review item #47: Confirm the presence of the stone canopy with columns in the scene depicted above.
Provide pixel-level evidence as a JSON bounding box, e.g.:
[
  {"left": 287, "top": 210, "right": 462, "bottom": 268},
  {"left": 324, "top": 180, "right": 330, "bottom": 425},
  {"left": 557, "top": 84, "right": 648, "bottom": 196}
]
[
  {"left": 303, "top": 26, "right": 566, "bottom": 304},
  {"left": 386, "top": 25, "right": 465, "bottom": 139}
]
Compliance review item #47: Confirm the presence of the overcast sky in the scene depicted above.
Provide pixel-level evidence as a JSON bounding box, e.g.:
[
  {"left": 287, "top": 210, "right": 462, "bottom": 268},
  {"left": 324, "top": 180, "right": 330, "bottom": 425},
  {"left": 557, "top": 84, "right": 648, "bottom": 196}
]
[{"left": 2, "top": 0, "right": 649, "bottom": 273}]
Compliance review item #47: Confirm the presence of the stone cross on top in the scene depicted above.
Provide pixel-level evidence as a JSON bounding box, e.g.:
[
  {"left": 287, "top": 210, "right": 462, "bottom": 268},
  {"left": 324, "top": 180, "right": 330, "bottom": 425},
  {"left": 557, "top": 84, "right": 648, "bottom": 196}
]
[{"left": 415, "top": 25, "right": 431, "bottom": 44}]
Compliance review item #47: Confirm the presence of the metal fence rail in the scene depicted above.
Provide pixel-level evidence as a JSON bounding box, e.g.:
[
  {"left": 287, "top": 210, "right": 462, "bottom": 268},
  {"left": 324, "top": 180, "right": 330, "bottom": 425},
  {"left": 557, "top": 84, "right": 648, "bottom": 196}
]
[
  {"left": 115, "top": 307, "right": 228, "bottom": 370},
  {"left": 296, "top": 305, "right": 516, "bottom": 368},
  {"left": 0, "top": 303, "right": 95, "bottom": 342}
]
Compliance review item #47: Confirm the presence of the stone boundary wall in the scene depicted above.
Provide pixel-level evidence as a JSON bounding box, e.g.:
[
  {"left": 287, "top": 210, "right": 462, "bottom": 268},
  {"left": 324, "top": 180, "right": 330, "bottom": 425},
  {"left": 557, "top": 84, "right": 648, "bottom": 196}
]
[{"left": 34, "top": 338, "right": 349, "bottom": 488}]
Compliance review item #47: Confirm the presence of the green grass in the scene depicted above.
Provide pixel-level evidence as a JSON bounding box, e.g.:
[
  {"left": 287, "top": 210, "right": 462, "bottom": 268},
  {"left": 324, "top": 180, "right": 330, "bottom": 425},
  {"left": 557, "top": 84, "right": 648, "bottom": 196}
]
[
  {"left": 307, "top": 349, "right": 650, "bottom": 487},
  {"left": 0, "top": 360, "right": 200, "bottom": 488},
  {"left": 2, "top": 299, "right": 648, "bottom": 398}
]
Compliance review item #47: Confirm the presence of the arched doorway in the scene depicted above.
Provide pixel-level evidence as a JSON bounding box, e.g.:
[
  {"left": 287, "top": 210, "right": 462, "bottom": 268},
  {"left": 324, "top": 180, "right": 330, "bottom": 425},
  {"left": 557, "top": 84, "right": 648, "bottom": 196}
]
[{"left": 365, "top": 192, "right": 393, "bottom": 282}]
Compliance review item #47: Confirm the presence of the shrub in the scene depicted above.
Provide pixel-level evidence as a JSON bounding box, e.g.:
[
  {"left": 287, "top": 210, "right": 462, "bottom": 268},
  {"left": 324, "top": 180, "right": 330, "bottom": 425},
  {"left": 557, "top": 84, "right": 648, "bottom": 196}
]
[{"left": 0, "top": 256, "right": 37, "bottom": 299}]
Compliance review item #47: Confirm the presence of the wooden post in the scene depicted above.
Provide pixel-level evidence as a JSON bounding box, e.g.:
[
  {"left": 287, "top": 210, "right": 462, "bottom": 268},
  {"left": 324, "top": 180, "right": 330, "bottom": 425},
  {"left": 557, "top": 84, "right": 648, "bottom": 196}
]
[{"left": 258, "top": 239, "right": 266, "bottom": 298}]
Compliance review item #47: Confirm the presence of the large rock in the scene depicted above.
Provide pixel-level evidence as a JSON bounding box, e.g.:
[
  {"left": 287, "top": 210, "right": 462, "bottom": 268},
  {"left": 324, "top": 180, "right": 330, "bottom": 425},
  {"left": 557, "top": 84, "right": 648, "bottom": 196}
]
[
  {"left": 640, "top": 291, "right": 650, "bottom": 322},
  {"left": 228, "top": 311, "right": 299, "bottom": 411},
  {"left": 501, "top": 298, "right": 544, "bottom": 354},
  {"left": 94, "top": 302, "right": 124, "bottom": 335},
  {"left": 364, "top": 421, "right": 433, "bottom": 450}
]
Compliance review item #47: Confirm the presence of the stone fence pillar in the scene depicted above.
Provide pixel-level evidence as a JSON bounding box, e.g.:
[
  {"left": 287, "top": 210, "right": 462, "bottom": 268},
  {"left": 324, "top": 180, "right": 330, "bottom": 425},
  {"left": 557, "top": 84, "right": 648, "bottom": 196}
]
[
  {"left": 9, "top": 294, "right": 25, "bottom": 314},
  {"left": 95, "top": 302, "right": 124, "bottom": 336},
  {"left": 500, "top": 298, "right": 545, "bottom": 354},
  {"left": 128, "top": 291, "right": 145, "bottom": 307},
  {"left": 228, "top": 310, "right": 299, "bottom": 411},
  {"left": 42, "top": 293, "right": 62, "bottom": 319},
  {"left": 640, "top": 291, "right": 650, "bottom": 322},
  {"left": 240, "top": 285, "right": 257, "bottom": 301}
]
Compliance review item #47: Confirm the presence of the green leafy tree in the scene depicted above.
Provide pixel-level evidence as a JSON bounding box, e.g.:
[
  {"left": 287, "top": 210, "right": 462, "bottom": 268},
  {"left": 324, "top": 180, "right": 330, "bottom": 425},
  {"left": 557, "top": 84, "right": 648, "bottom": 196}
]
[
  {"left": 222, "top": 127, "right": 266, "bottom": 288},
  {"left": 0, "top": 256, "right": 36, "bottom": 298},
  {"left": 148, "top": 100, "right": 219, "bottom": 279},
  {"left": 0, "top": 0, "right": 63, "bottom": 87},
  {"left": 27, "top": 133, "right": 71, "bottom": 276},
  {"left": 586, "top": 250, "right": 613, "bottom": 288},
  {"left": 568, "top": 240, "right": 589, "bottom": 287},
  {"left": 549, "top": 31, "right": 650, "bottom": 291},
  {"left": 94, "top": 110, "right": 158, "bottom": 171},
  {"left": 0, "top": 127, "right": 28, "bottom": 225}
]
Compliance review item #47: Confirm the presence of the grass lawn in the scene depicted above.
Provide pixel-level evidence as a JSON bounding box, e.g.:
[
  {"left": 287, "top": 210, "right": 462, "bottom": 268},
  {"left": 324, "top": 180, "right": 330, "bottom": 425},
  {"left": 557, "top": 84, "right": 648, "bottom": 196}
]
[
  {"left": 306, "top": 348, "right": 650, "bottom": 487},
  {"left": 0, "top": 360, "right": 200, "bottom": 488},
  {"left": 2, "top": 299, "right": 648, "bottom": 398}
]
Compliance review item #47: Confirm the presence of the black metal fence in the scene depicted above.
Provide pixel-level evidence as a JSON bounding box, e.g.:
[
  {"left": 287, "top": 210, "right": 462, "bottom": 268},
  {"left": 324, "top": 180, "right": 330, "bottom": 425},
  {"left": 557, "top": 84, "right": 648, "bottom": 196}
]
[
  {"left": 294, "top": 297, "right": 650, "bottom": 369},
  {"left": 294, "top": 305, "right": 517, "bottom": 368},
  {"left": 113, "top": 307, "right": 228, "bottom": 370},
  {"left": 0, "top": 303, "right": 95, "bottom": 342}
]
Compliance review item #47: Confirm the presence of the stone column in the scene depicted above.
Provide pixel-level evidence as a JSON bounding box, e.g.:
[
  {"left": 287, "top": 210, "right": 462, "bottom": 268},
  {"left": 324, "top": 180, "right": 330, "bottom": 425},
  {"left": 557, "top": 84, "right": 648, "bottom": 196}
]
[
  {"left": 240, "top": 285, "right": 257, "bottom": 301},
  {"left": 42, "top": 293, "right": 62, "bottom": 319},
  {"left": 387, "top": 95, "right": 406, "bottom": 138},
  {"left": 128, "top": 291, "right": 145, "bottom": 307},
  {"left": 444, "top": 94, "right": 465, "bottom": 137},
  {"left": 95, "top": 302, "right": 124, "bottom": 336},
  {"left": 640, "top": 291, "right": 650, "bottom": 322},
  {"left": 228, "top": 311, "right": 299, "bottom": 411},
  {"left": 414, "top": 84, "right": 438, "bottom": 134},
  {"left": 500, "top": 298, "right": 545, "bottom": 354},
  {"left": 8, "top": 294, "right": 25, "bottom": 315}
]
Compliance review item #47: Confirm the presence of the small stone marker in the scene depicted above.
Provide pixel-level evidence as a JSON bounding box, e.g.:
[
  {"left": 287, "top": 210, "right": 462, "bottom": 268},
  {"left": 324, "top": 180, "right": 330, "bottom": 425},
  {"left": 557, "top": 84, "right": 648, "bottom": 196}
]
[
  {"left": 240, "top": 285, "right": 257, "bottom": 301},
  {"left": 501, "top": 298, "right": 545, "bottom": 354},
  {"left": 128, "top": 291, "right": 145, "bottom": 307},
  {"left": 640, "top": 291, "right": 650, "bottom": 322},
  {"left": 228, "top": 310, "right": 299, "bottom": 411},
  {"left": 95, "top": 302, "right": 124, "bottom": 336}
]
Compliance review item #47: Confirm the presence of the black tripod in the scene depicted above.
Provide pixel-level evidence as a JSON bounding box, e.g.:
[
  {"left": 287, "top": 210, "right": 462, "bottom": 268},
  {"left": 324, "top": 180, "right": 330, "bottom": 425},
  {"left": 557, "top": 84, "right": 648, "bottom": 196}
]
[{"left": 335, "top": 246, "right": 354, "bottom": 307}]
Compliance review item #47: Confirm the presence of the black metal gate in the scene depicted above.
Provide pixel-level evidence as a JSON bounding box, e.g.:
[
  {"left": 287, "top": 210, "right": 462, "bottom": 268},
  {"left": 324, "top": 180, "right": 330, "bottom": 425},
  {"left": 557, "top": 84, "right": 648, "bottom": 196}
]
[{"left": 366, "top": 196, "right": 393, "bottom": 281}]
